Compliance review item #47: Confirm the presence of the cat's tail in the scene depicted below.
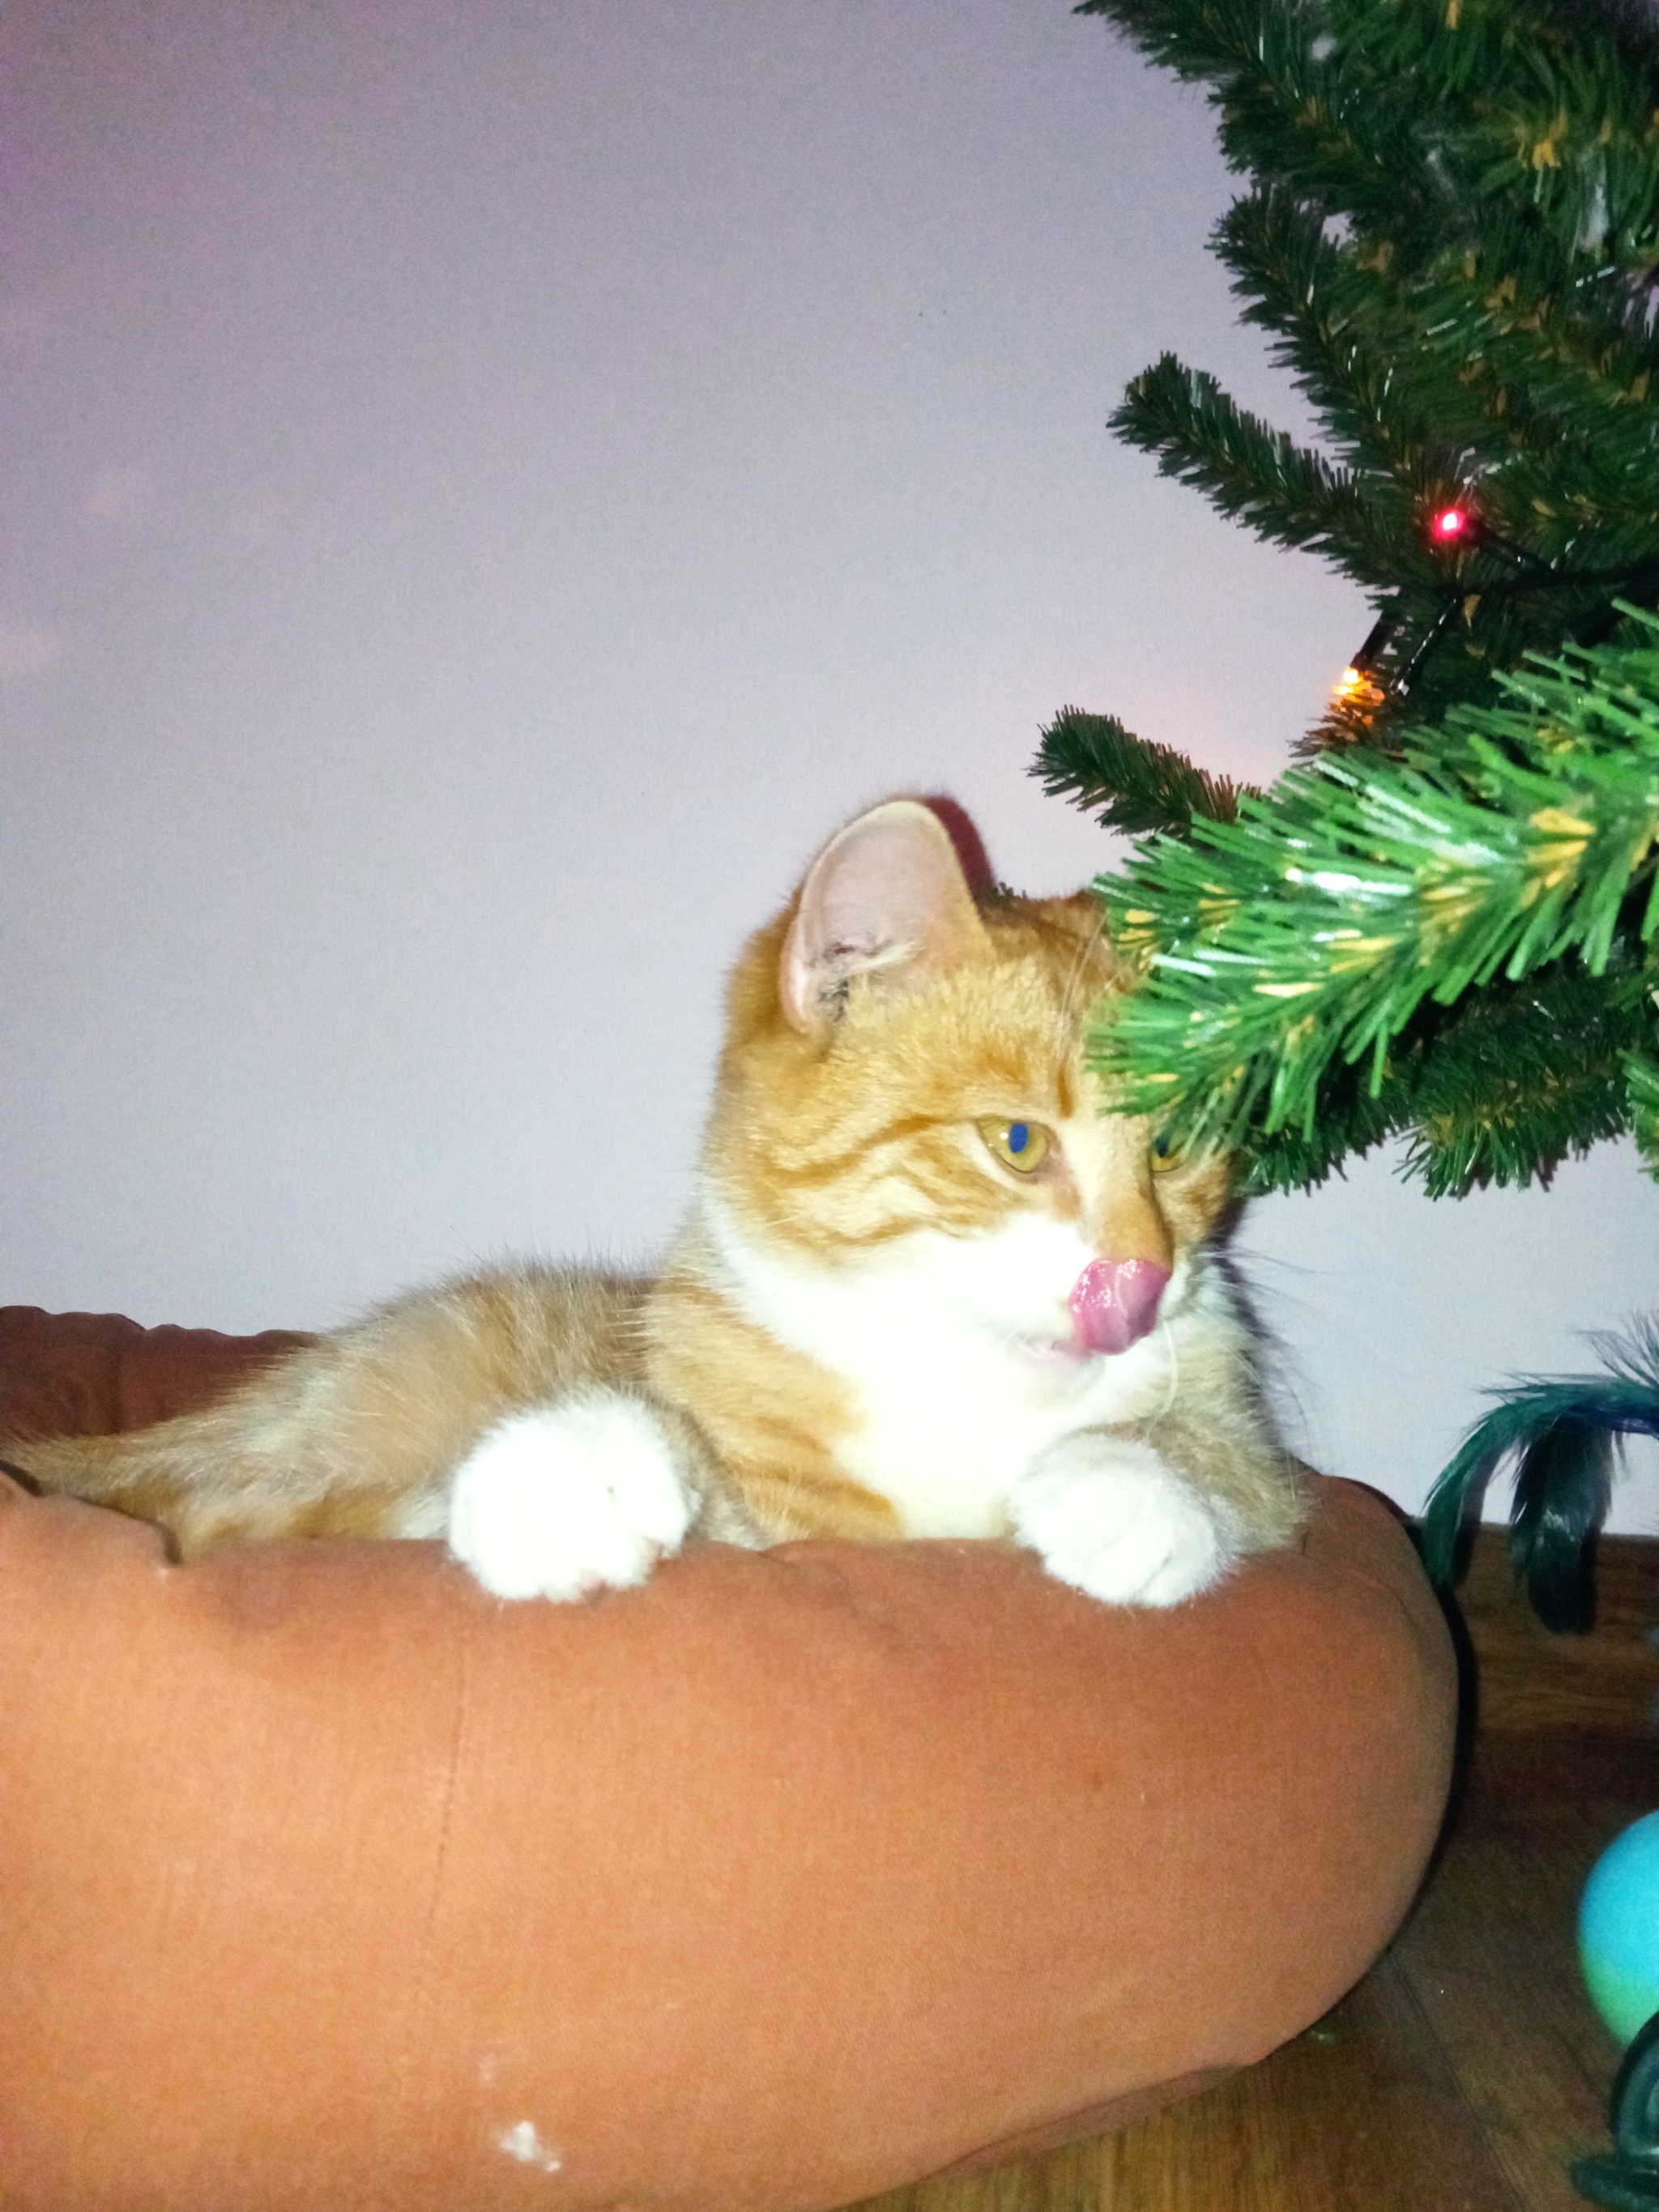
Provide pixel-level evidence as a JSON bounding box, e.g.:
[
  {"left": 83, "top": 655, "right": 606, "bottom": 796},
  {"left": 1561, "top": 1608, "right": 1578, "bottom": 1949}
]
[
  {"left": 5, "top": 1420, "right": 192, "bottom": 1524},
  {"left": 0, "top": 1312, "right": 467, "bottom": 1554},
  {"left": 0, "top": 1372, "right": 367, "bottom": 1555}
]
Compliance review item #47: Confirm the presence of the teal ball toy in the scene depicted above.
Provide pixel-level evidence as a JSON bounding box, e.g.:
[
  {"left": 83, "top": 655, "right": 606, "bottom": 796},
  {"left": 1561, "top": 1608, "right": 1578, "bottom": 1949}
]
[{"left": 1580, "top": 1813, "right": 1659, "bottom": 2048}]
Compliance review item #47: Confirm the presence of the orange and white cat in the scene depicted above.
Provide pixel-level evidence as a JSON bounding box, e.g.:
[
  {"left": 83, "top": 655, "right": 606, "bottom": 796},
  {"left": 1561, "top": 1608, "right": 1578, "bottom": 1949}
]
[{"left": 10, "top": 798, "right": 1302, "bottom": 1605}]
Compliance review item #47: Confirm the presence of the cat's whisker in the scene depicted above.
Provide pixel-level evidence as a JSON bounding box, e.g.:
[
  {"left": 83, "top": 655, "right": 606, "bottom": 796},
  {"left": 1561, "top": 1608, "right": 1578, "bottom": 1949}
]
[
  {"left": 1151, "top": 1314, "right": 1183, "bottom": 1421},
  {"left": 1052, "top": 902, "right": 1108, "bottom": 1051}
]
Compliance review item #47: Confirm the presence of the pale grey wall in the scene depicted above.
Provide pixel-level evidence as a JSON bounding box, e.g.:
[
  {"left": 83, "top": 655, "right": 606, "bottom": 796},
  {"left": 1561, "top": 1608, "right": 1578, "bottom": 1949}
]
[{"left": 6, "top": 0, "right": 1657, "bottom": 1528}]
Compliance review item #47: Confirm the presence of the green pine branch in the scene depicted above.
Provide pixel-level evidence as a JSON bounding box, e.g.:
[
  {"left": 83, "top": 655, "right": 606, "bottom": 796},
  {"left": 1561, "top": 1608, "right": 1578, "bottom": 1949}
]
[
  {"left": 1627, "top": 1039, "right": 1659, "bottom": 1174},
  {"left": 1034, "top": 710, "right": 1255, "bottom": 836},
  {"left": 1233, "top": 961, "right": 1650, "bottom": 1197},
  {"left": 1213, "top": 190, "right": 1455, "bottom": 476},
  {"left": 1051, "top": 0, "right": 1659, "bottom": 1207},
  {"left": 1397, "top": 963, "right": 1649, "bottom": 1196},
  {"left": 1110, "top": 355, "right": 1411, "bottom": 586},
  {"left": 1080, "top": 0, "right": 1659, "bottom": 748},
  {"left": 1091, "top": 618, "right": 1659, "bottom": 1183},
  {"left": 1084, "top": 0, "right": 1659, "bottom": 281},
  {"left": 1077, "top": 0, "right": 1445, "bottom": 247},
  {"left": 1217, "top": 189, "right": 1659, "bottom": 537}
]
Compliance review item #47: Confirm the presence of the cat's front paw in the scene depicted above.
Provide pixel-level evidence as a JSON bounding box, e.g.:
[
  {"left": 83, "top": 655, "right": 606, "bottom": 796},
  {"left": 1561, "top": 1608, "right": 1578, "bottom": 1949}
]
[
  {"left": 446, "top": 1392, "right": 694, "bottom": 1601},
  {"left": 1010, "top": 1433, "right": 1227, "bottom": 1607}
]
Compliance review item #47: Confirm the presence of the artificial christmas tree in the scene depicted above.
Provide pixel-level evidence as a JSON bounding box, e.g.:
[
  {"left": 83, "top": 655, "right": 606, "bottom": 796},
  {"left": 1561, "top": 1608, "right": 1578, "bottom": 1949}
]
[{"left": 1038, "top": 0, "right": 1659, "bottom": 1621}]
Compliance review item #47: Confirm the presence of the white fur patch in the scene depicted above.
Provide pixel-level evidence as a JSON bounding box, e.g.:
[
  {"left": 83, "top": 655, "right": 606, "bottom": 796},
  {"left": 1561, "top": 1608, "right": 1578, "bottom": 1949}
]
[
  {"left": 1009, "top": 1432, "right": 1229, "bottom": 1606},
  {"left": 699, "top": 1190, "right": 1237, "bottom": 1547},
  {"left": 446, "top": 1393, "right": 693, "bottom": 1601}
]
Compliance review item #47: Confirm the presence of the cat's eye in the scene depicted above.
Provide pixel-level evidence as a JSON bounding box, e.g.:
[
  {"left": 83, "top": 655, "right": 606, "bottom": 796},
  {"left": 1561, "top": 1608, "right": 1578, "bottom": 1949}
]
[
  {"left": 1150, "top": 1132, "right": 1183, "bottom": 1174},
  {"left": 978, "top": 1118, "right": 1052, "bottom": 1175}
]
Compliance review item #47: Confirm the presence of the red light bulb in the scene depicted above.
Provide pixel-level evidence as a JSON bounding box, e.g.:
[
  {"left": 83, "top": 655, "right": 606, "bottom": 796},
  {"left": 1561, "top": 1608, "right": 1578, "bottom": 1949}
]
[{"left": 1431, "top": 504, "right": 1470, "bottom": 542}]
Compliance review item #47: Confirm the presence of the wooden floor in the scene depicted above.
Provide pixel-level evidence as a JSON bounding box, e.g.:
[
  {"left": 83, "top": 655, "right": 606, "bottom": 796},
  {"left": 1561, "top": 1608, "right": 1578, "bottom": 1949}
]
[{"left": 847, "top": 1531, "right": 1659, "bottom": 2212}]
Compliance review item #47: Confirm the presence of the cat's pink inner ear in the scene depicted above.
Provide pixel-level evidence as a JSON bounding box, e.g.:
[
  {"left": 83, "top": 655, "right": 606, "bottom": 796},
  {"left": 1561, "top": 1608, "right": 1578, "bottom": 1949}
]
[{"left": 780, "top": 799, "right": 989, "bottom": 1034}]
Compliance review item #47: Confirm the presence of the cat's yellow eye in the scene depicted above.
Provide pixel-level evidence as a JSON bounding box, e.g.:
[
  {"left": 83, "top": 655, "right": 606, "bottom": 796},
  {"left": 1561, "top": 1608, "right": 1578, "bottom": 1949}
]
[
  {"left": 1149, "top": 1132, "right": 1183, "bottom": 1174},
  {"left": 978, "top": 1118, "right": 1052, "bottom": 1175}
]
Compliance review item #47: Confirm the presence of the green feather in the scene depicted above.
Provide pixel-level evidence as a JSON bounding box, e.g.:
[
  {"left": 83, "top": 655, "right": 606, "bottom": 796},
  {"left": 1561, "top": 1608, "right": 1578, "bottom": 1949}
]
[{"left": 1422, "top": 1323, "right": 1659, "bottom": 1630}]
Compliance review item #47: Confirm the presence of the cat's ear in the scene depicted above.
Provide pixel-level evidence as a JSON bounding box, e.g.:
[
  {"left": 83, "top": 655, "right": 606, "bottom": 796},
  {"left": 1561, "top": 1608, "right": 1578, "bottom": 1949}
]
[{"left": 779, "top": 799, "right": 989, "bottom": 1035}]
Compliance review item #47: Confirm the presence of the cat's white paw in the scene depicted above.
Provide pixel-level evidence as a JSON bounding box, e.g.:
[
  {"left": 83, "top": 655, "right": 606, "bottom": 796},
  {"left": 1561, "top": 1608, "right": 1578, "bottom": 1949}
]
[
  {"left": 1010, "top": 1432, "right": 1227, "bottom": 1607},
  {"left": 446, "top": 1393, "right": 693, "bottom": 1601}
]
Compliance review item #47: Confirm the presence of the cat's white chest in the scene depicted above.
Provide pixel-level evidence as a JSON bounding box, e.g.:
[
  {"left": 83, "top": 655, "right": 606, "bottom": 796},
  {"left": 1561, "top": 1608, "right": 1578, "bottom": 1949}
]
[
  {"left": 699, "top": 1198, "right": 1183, "bottom": 1538},
  {"left": 837, "top": 1340, "right": 1066, "bottom": 1536},
  {"left": 825, "top": 1300, "right": 1177, "bottom": 1537}
]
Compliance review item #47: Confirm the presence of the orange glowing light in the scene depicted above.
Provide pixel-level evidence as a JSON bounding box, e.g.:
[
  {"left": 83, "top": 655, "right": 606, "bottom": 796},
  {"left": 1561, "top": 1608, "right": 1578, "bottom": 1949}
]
[{"left": 1332, "top": 663, "right": 1368, "bottom": 704}]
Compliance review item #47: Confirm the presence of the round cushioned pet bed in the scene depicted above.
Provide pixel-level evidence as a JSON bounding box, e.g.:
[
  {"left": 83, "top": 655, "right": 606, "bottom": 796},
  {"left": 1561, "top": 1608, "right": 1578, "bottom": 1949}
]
[{"left": 0, "top": 1306, "right": 1456, "bottom": 2212}]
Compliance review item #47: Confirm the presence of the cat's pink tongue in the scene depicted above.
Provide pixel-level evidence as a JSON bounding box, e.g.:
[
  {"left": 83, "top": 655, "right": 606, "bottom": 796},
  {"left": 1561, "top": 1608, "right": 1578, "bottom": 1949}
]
[{"left": 1069, "top": 1258, "right": 1169, "bottom": 1355}]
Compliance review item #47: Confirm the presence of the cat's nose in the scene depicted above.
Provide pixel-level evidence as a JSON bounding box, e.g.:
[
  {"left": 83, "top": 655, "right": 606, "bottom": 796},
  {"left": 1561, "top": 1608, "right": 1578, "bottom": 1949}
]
[{"left": 1069, "top": 1258, "right": 1169, "bottom": 1355}]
